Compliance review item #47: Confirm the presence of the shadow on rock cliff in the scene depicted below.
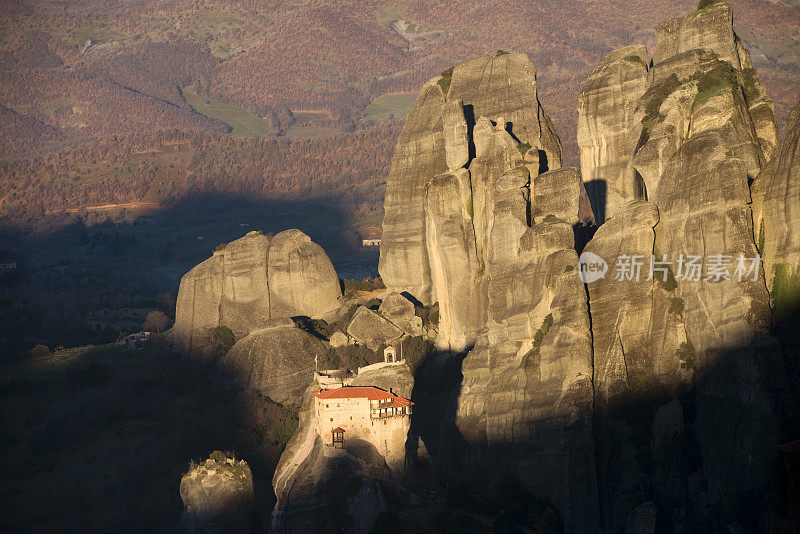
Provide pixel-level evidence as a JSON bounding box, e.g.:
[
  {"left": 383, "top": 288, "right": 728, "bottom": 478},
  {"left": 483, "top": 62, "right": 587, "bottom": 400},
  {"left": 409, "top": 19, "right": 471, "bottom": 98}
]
[
  {"left": 405, "top": 316, "right": 800, "bottom": 533},
  {"left": 404, "top": 347, "right": 574, "bottom": 532}
]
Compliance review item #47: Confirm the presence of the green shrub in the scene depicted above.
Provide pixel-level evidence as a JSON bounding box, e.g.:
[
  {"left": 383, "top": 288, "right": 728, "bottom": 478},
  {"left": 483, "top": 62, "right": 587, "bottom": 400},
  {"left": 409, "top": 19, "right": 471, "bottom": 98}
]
[
  {"left": 209, "top": 450, "right": 228, "bottom": 463},
  {"left": 698, "top": 0, "right": 717, "bottom": 9},
  {"left": 400, "top": 335, "right": 434, "bottom": 376},
  {"left": 437, "top": 67, "right": 454, "bottom": 95},
  {"left": 741, "top": 67, "right": 760, "bottom": 102},
  {"left": 494, "top": 50, "right": 510, "bottom": 56},
  {"left": 336, "top": 344, "right": 379, "bottom": 370},
  {"left": 641, "top": 74, "right": 681, "bottom": 133},
  {"left": 215, "top": 242, "right": 227, "bottom": 252},
  {"left": 317, "top": 348, "right": 341, "bottom": 371},
  {"left": 668, "top": 297, "right": 684, "bottom": 317},
  {"left": 271, "top": 416, "right": 299, "bottom": 447},
  {"left": 341, "top": 277, "right": 385, "bottom": 292},
  {"left": 658, "top": 266, "right": 678, "bottom": 292},
  {"left": 772, "top": 263, "right": 800, "bottom": 319},
  {"left": 691, "top": 59, "right": 738, "bottom": 110},
  {"left": 524, "top": 313, "right": 553, "bottom": 364},
  {"left": 542, "top": 214, "right": 567, "bottom": 224},
  {"left": 430, "top": 306, "right": 439, "bottom": 326},
  {"left": 623, "top": 55, "right": 646, "bottom": 66},
  {"left": 516, "top": 142, "right": 532, "bottom": 156},
  {"left": 533, "top": 314, "right": 553, "bottom": 347},
  {"left": 418, "top": 303, "right": 439, "bottom": 328},
  {"left": 466, "top": 192, "right": 474, "bottom": 219},
  {"left": 213, "top": 325, "right": 235, "bottom": 349}
]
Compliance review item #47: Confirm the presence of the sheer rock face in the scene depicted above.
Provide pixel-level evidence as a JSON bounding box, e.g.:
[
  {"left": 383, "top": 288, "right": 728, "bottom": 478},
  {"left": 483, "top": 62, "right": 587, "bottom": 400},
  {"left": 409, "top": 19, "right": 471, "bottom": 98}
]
[
  {"left": 379, "top": 51, "right": 562, "bottom": 310},
  {"left": 531, "top": 167, "right": 583, "bottom": 226},
  {"left": 266, "top": 229, "right": 343, "bottom": 319},
  {"left": 217, "top": 319, "right": 325, "bottom": 407},
  {"left": 378, "top": 80, "right": 448, "bottom": 302},
  {"left": 579, "top": 3, "right": 789, "bottom": 531},
  {"left": 379, "top": 51, "right": 597, "bottom": 532},
  {"left": 180, "top": 455, "right": 254, "bottom": 534},
  {"left": 653, "top": 3, "right": 742, "bottom": 68},
  {"left": 456, "top": 219, "right": 597, "bottom": 533},
  {"left": 577, "top": 45, "right": 649, "bottom": 223},
  {"left": 173, "top": 230, "right": 342, "bottom": 356},
  {"left": 584, "top": 200, "right": 665, "bottom": 405},
  {"left": 580, "top": 2, "right": 778, "bottom": 224},
  {"left": 752, "top": 99, "right": 800, "bottom": 290},
  {"left": 447, "top": 52, "right": 563, "bottom": 169}
]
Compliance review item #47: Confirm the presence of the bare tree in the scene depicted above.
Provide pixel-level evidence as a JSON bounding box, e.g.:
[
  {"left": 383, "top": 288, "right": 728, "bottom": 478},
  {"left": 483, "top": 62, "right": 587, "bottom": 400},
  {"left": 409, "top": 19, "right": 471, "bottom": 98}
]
[{"left": 143, "top": 310, "right": 169, "bottom": 333}]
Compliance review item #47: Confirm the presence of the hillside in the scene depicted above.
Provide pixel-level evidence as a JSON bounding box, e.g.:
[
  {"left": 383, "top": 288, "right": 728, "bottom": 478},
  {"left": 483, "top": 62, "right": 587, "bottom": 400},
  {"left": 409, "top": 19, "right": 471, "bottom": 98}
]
[{"left": 2, "top": 1, "right": 798, "bottom": 160}]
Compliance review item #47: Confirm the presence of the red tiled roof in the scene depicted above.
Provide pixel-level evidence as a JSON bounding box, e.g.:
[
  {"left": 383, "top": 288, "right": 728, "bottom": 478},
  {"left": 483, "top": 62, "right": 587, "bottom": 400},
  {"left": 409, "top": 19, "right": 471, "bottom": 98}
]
[
  {"left": 313, "top": 386, "right": 414, "bottom": 406},
  {"left": 392, "top": 397, "right": 412, "bottom": 408},
  {"left": 332, "top": 427, "right": 345, "bottom": 433}
]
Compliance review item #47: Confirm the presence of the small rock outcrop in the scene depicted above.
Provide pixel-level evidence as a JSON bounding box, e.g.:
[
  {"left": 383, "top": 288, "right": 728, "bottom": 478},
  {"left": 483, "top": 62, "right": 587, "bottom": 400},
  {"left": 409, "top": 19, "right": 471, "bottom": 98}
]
[
  {"left": 328, "top": 330, "right": 349, "bottom": 348},
  {"left": 173, "top": 230, "right": 343, "bottom": 356},
  {"left": 217, "top": 318, "right": 326, "bottom": 407},
  {"left": 378, "top": 292, "right": 423, "bottom": 336},
  {"left": 346, "top": 306, "right": 404, "bottom": 349},
  {"left": 180, "top": 452, "right": 254, "bottom": 534}
]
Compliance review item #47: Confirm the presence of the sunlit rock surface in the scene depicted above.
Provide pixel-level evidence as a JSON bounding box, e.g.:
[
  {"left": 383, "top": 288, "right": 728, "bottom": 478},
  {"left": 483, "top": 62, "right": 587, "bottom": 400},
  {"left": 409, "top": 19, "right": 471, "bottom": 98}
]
[
  {"left": 752, "top": 98, "right": 800, "bottom": 291},
  {"left": 377, "top": 292, "right": 423, "bottom": 336},
  {"left": 579, "top": 3, "right": 793, "bottom": 530},
  {"left": 172, "top": 229, "right": 342, "bottom": 356},
  {"left": 577, "top": 45, "right": 649, "bottom": 223},
  {"left": 379, "top": 51, "right": 562, "bottom": 310},
  {"left": 379, "top": 50, "right": 598, "bottom": 532},
  {"left": 346, "top": 305, "right": 404, "bottom": 349}
]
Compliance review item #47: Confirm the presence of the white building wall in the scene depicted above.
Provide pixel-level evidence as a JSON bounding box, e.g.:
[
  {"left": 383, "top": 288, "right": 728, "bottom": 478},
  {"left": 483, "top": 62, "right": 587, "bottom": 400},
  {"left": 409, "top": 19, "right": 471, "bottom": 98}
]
[{"left": 314, "top": 396, "right": 410, "bottom": 469}]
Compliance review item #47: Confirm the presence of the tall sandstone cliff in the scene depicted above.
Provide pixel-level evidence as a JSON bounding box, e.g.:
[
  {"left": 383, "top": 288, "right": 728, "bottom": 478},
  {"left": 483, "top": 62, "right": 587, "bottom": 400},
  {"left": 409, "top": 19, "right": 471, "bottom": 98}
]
[
  {"left": 172, "top": 229, "right": 343, "bottom": 356},
  {"left": 379, "top": 51, "right": 599, "bottom": 532},
  {"left": 578, "top": 3, "right": 795, "bottom": 531},
  {"left": 578, "top": 2, "right": 778, "bottom": 224},
  {"left": 375, "top": 3, "right": 798, "bottom": 533}
]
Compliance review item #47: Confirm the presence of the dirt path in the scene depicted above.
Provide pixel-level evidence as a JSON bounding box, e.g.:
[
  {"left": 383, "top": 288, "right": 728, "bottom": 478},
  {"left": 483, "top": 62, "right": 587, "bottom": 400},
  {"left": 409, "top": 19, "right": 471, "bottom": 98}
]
[{"left": 46, "top": 201, "right": 160, "bottom": 214}]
